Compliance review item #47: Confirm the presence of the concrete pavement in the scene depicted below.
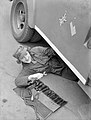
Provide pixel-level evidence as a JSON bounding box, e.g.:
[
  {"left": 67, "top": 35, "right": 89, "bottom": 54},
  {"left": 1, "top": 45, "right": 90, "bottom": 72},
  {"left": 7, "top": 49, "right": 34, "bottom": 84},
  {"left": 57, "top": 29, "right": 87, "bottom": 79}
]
[{"left": 0, "top": 1, "right": 36, "bottom": 120}]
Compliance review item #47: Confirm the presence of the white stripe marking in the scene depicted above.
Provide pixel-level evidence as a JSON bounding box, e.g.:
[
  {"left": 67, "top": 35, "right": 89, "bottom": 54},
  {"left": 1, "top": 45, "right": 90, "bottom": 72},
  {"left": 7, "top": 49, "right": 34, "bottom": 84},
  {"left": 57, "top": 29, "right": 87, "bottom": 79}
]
[{"left": 70, "top": 22, "right": 76, "bottom": 36}]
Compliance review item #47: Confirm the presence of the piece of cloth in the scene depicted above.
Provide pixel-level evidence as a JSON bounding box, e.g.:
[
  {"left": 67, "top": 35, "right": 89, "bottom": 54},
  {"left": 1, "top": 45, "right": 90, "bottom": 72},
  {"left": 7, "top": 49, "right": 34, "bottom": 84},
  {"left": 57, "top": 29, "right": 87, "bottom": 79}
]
[{"left": 13, "top": 87, "right": 40, "bottom": 120}]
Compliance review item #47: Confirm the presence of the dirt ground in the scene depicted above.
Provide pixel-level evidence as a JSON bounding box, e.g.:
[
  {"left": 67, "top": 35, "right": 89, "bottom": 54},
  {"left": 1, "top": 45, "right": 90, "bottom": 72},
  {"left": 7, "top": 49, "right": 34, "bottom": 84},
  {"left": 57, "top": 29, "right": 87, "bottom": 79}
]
[{"left": 0, "top": 0, "right": 91, "bottom": 120}]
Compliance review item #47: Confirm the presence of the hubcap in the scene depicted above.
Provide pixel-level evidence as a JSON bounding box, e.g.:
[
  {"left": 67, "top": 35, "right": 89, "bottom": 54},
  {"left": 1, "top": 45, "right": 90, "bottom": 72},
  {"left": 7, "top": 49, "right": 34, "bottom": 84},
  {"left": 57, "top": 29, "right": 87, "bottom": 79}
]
[
  {"left": 17, "top": 10, "right": 25, "bottom": 29},
  {"left": 13, "top": 2, "right": 26, "bottom": 34}
]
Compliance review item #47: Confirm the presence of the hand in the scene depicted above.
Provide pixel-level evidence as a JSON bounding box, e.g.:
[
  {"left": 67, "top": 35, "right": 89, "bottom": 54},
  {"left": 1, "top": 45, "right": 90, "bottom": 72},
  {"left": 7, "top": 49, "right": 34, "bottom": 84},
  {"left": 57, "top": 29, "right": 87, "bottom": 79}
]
[
  {"left": 28, "top": 72, "right": 47, "bottom": 82},
  {"left": 28, "top": 75, "right": 38, "bottom": 84}
]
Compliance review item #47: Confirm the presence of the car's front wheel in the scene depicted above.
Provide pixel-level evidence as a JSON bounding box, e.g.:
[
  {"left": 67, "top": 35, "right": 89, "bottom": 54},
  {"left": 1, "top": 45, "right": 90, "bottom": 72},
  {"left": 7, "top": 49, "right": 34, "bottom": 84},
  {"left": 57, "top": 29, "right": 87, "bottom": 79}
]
[{"left": 10, "top": 0, "right": 41, "bottom": 43}]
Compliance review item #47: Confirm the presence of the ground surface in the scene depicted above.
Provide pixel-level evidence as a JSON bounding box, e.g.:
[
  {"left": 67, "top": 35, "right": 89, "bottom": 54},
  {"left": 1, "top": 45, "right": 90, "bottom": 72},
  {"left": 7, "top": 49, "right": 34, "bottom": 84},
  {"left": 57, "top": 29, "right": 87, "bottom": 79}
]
[{"left": 0, "top": 1, "right": 91, "bottom": 120}]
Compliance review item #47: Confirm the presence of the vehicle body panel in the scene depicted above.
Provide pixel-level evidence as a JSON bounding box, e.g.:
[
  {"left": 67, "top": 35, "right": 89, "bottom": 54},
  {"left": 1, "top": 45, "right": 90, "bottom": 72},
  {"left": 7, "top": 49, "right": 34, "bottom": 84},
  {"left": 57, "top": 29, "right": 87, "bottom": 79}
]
[
  {"left": 30, "top": 0, "right": 91, "bottom": 84},
  {"left": 27, "top": 0, "right": 35, "bottom": 28}
]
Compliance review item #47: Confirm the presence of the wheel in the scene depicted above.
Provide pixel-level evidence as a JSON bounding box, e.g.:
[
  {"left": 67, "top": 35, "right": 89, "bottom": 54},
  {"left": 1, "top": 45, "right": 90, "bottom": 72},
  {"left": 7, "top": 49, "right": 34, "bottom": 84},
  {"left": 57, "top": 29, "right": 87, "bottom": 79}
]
[{"left": 10, "top": 0, "right": 34, "bottom": 42}]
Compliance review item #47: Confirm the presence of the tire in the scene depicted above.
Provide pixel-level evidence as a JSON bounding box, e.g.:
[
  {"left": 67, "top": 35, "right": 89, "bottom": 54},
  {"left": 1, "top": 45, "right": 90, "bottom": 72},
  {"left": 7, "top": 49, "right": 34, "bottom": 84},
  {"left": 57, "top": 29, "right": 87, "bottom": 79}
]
[
  {"left": 10, "top": 0, "right": 34, "bottom": 42},
  {"left": 30, "top": 29, "right": 42, "bottom": 42}
]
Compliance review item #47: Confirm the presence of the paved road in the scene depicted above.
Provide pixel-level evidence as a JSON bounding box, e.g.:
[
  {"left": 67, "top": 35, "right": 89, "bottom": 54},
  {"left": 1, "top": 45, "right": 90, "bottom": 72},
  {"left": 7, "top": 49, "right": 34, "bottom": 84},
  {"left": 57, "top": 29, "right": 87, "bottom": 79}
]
[{"left": 0, "top": 1, "right": 91, "bottom": 120}]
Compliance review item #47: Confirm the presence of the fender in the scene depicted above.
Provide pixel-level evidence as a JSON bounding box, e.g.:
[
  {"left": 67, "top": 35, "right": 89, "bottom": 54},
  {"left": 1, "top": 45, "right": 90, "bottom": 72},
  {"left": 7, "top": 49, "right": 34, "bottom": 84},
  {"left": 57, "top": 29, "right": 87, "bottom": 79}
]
[{"left": 26, "top": 0, "right": 36, "bottom": 28}]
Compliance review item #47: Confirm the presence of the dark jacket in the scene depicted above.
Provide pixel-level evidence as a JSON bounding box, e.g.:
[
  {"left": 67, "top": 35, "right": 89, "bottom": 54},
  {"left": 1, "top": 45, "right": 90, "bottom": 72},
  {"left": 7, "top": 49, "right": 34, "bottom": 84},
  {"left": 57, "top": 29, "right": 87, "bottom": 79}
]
[{"left": 15, "top": 46, "right": 78, "bottom": 88}]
